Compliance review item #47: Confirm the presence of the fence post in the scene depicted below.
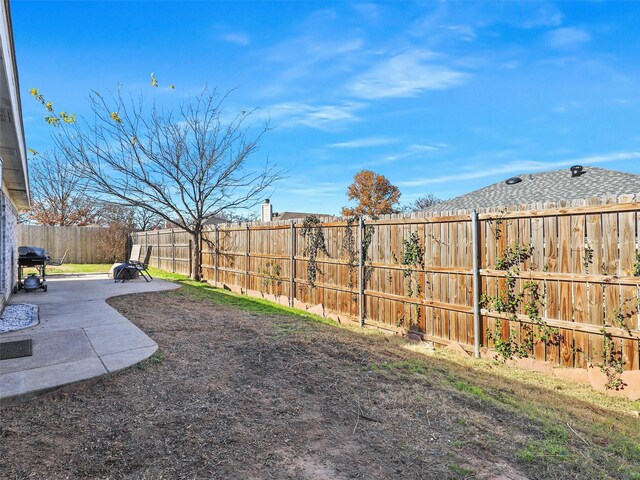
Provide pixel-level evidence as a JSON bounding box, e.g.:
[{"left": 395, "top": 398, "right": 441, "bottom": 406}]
[
  {"left": 471, "top": 210, "right": 481, "bottom": 358},
  {"left": 245, "top": 224, "right": 250, "bottom": 294},
  {"left": 157, "top": 230, "right": 160, "bottom": 268},
  {"left": 171, "top": 229, "right": 176, "bottom": 273},
  {"left": 290, "top": 220, "right": 295, "bottom": 307},
  {"left": 188, "top": 239, "right": 192, "bottom": 276},
  {"left": 214, "top": 226, "right": 219, "bottom": 287},
  {"left": 358, "top": 216, "right": 364, "bottom": 327},
  {"left": 199, "top": 230, "right": 204, "bottom": 281},
  {"left": 145, "top": 231, "right": 148, "bottom": 261}
]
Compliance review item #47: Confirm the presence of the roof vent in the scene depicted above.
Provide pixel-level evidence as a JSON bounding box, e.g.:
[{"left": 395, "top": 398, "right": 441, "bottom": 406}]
[
  {"left": 505, "top": 176, "right": 522, "bottom": 185},
  {"left": 570, "top": 165, "right": 584, "bottom": 177}
]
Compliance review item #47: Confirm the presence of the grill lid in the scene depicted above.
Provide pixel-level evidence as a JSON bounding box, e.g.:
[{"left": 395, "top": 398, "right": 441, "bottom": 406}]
[{"left": 18, "top": 246, "right": 49, "bottom": 259}]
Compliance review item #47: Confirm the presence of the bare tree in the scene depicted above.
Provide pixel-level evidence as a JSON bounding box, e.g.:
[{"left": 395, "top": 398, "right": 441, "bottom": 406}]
[
  {"left": 220, "top": 211, "right": 259, "bottom": 223},
  {"left": 24, "top": 151, "right": 101, "bottom": 226},
  {"left": 94, "top": 204, "right": 164, "bottom": 263},
  {"left": 132, "top": 207, "right": 164, "bottom": 232},
  {"left": 401, "top": 193, "right": 444, "bottom": 213},
  {"left": 97, "top": 203, "right": 164, "bottom": 232},
  {"left": 55, "top": 89, "right": 281, "bottom": 279}
]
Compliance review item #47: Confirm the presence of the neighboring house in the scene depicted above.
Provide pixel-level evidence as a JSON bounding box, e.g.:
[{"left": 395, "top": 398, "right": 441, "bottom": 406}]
[
  {"left": 423, "top": 165, "right": 640, "bottom": 213},
  {"left": 274, "top": 211, "right": 335, "bottom": 221},
  {"left": 0, "top": 0, "right": 30, "bottom": 311},
  {"left": 202, "top": 214, "right": 229, "bottom": 226},
  {"left": 260, "top": 199, "right": 333, "bottom": 222},
  {"left": 163, "top": 214, "right": 233, "bottom": 229}
]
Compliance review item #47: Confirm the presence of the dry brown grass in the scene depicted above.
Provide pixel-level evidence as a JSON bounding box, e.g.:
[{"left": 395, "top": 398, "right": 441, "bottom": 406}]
[{"left": 1, "top": 279, "right": 639, "bottom": 479}]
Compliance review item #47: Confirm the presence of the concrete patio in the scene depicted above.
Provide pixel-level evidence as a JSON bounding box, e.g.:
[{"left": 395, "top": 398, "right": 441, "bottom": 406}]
[{"left": 0, "top": 273, "right": 179, "bottom": 404}]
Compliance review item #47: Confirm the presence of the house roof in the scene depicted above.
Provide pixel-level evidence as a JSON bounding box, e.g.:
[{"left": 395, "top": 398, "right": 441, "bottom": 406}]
[
  {"left": 274, "top": 211, "right": 334, "bottom": 221},
  {"left": 0, "top": 0, "right": 30, "bottom": 210},
  {"left": 424, "top": 166, "right": 640, "bottom": 212},
  {"left": 202, "top": 214, "right": 228, "bottom": 225}
]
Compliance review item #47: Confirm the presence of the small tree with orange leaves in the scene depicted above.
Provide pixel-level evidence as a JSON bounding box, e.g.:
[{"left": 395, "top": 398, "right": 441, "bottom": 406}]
[{"left": 341, "top": 170, "right": 401, "bottom": 217}]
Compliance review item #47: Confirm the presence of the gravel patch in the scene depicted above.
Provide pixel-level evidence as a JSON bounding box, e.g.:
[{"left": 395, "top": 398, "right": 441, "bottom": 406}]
[{"left": 0, "top": 304, "right": 39, "bottom": 333}]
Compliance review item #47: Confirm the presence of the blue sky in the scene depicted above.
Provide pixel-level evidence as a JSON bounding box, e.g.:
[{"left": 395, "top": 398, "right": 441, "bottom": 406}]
[{"left": 11, "top": 0, "right": 640, "bottom": 216}]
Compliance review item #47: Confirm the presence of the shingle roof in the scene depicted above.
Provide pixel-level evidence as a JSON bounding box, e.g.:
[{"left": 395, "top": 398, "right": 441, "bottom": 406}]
[
  {"left": 202, "top": 214, "right": 228, "bottom": 225},
  {"left": 274, "top": 211, "right": 334, "bottom": 221},
  {"left": 424, "top": 166, "right": 640, "bottom": 212}
]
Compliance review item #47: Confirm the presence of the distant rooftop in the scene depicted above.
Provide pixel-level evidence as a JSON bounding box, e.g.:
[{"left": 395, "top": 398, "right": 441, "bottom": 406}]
[
  {"left": 424, "top": 165, "right": 640, "bottom": 212},
  {"left": 274, "top": 211, "right": 334, "bottom": 221}
]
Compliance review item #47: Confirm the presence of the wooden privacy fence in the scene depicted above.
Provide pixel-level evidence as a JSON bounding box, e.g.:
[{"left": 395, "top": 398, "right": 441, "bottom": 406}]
[
  {"left": 18, "top": 224, "right": 109, "bottom": 264},
  {"left": 131, "top": 195, "right": 640, "bottom": 371}
]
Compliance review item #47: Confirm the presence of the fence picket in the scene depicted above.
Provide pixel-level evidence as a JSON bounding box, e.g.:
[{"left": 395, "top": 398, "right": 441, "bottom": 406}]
[{"left": 128, "top": 197, "right": 640, "bottom": 371}]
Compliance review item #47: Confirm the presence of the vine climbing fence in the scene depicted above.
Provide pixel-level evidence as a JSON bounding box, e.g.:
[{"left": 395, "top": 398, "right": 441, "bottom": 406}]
[{"left": 130, "top": 194, "right": 640, "bottom": 373}]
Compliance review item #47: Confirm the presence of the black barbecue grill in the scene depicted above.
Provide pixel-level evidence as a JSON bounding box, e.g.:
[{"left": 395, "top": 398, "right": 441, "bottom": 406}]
[{"left": 15, "top": 246, "right": 50, "bottom": 293}]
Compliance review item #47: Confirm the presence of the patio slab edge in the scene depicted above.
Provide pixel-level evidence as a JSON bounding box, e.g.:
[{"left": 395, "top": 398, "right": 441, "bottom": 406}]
[{"left": 1, "top": 275, "right": 179, "bottom": 405}]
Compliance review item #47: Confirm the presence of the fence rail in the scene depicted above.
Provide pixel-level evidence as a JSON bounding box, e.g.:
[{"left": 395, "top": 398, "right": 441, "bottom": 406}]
[
  {"left": 131, "top": 194, "right": 640, "bottom": 371},
  {"left": 18, "top": 224, "right": 110, "bottom": 264}
]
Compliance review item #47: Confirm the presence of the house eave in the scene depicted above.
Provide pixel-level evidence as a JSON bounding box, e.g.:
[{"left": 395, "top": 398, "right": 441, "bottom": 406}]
[{"left": 0, "top": 0, "right": 30, "bottom": 210}]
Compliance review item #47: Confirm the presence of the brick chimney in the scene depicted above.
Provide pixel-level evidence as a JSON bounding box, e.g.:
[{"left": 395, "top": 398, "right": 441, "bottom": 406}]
[{"left": 261, "top": 199, "right": 273, "bottom": 222}]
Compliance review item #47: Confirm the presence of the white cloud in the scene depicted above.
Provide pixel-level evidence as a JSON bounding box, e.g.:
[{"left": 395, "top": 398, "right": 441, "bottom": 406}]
[
  {"left": 356, "top": 142, "right": 447, "bottom": 168},
  {"left": 611, "top": 98, "right": 633, "bottom": 106},
  {"left": 329, "top": 137, "right": 395, "bottom": 148},
  {"left": 255, "top": 102, "right": 366, "bottom": 131},
  {"left": 553, "top": 100, "right": 582, "bottom": 113},
  {"left": 396, "top": 151, "right": 640, "bottom": 187},
  {"left": 546, "top": 27, "right": 590, "bottom": 50},
  {"left": 287, "top": 181, "right": 343, "bottom": 198},
  {"left": 446, "top": 25, "right": 476, "bottom": 41},
  {"left": 519, "top": 4, "right": 563, "bottom": 28},
  {"left": 267, "top": 38, "right": 363, "bottom": 65},
  {"left": 408, "top": 143, "right": 447, "bottom": 152},
  {"left": 220, "top": 32, "right": 250, "bottom": 46},
  {"left": 348, "top": 50, "right": 466, "bottom": 99},
  {"left": 256, "top": 36, "right": 364, "bottom": 98},
  {"left": 410, "top": 2, "right": 563, "bottom": 40}
]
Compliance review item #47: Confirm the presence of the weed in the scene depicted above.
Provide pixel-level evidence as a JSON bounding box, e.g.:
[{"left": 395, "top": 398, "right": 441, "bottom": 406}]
[
  {"left": 495, "top": 244, "right": 533, "bottom": 271},
  {"left": 516, "top": 439, "right": 569, "bottom": 465},
  {"left": 595, "top": 328, "right": 626, "bottom": 390},
  {"left": 452, "top": 379, "right": 488, "bottom": 401},
  {"left": 483, "top": 244, "right": 558, "bottom": 361},
  {"left": 607, "top": 436, "right": 640, "bottom": 464},
  {"left": 342, "top": 216, "right": 359, "bottom": 294},
  {"left": 583, "top": 245, "right": 594, "bottom": 272},
  {"left": 448, "top": 464, "right": 473, "bottom": 477},
  {"left": 301, "top": 215, "right": 329, "bottom": 287},
  {"left": 136, "top": 349, "right": 165, "bottom": 370},
  {"left": 368, "top": 359, "right": 427, "bottom": 375},
  {"left": 400, "top": 232, "right": 424, "bottom": 329},
  {"left": 259, "top": 261, "right": 282, "bottom": 290},
  {"left": 273, "top": 322, "right": 305, "bottom": 337}
]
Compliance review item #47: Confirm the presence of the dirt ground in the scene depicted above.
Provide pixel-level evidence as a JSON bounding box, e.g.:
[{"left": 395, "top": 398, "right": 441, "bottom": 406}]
[{"left": 1, "top": 286, "right": 639, "bottom": 480}]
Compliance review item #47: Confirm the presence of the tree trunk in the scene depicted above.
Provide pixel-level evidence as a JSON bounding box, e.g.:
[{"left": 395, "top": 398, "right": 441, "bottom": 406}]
[{"left": 191, "top": 230, "right": 201, "bottom": 280}]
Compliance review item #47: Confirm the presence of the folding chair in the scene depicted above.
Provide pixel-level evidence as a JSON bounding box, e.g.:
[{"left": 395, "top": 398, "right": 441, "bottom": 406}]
[
  {"left": 47, "top": 249, "right": 69, "bottom": 267},
  {"left": 114, "top": 245, "right": 153, "bottom": 282}
]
